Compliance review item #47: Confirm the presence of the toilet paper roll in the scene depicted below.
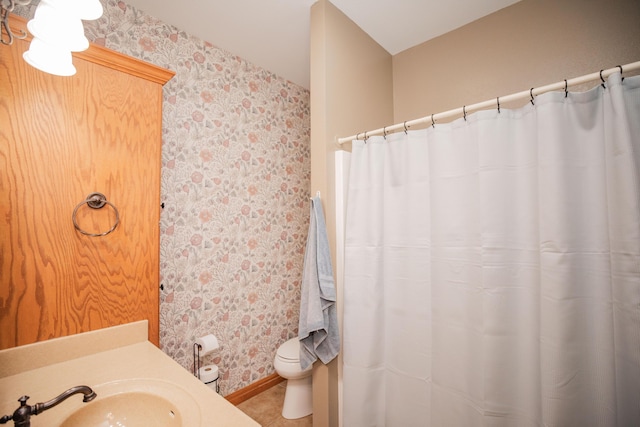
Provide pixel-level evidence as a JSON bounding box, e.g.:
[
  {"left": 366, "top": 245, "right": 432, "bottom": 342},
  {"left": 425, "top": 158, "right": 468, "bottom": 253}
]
[
  {"left": 196, "top": 334, "right": 220, "bottom": 355},
  {"left": 199, "top": 364, "right": 219, "bottom": 384}
]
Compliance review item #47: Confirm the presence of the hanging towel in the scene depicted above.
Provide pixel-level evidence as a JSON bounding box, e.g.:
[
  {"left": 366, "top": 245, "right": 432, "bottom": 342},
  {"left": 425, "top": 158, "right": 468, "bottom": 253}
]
[{"left": 298, "top": 195, "right": 340, "bottom": 370}]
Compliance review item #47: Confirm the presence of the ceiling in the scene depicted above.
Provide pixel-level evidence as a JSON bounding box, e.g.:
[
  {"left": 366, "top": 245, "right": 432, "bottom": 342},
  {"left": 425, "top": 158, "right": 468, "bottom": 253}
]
[{"left": 122, "top": 0, "right": 521, "bottom": 89}]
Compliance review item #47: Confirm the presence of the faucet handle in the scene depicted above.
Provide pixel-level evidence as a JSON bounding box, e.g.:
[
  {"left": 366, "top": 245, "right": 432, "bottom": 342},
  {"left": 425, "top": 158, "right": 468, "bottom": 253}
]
[
  {"left": 0, "top": 396, "right": 34, "bottom": 425},
  {"left": 0, "top": 397, "right": 28, "bottom": 424}
]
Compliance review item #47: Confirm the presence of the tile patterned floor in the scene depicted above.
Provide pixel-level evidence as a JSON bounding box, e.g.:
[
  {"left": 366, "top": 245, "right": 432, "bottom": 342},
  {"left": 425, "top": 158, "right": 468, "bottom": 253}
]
[{"left": 236, "top": 382, "right": 313, "bottom": 427}]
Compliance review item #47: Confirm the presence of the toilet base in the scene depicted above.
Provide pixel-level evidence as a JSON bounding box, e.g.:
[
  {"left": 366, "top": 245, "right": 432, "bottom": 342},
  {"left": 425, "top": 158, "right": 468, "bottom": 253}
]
[{"left": 282, "top": 375, "right": 313, "bottom": 419}]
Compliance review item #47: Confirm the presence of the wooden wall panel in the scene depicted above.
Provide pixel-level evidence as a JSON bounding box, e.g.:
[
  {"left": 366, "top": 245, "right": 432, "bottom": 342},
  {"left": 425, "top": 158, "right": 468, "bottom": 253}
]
[{"left": 0, "top": 16, "right": 174, "bottom": 349}]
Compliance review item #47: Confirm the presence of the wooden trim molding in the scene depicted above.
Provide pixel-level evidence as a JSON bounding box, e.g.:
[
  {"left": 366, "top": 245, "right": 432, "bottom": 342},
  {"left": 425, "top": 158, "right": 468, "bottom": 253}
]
[
  {"left": 7, "top": 13, "right": 175, "bottom": 85},
  {"left": 76, "top": 44, "right": 175, "bottom": 85},
  {"left": 225, "top": 373, "right": 285, "bottom": 406}
]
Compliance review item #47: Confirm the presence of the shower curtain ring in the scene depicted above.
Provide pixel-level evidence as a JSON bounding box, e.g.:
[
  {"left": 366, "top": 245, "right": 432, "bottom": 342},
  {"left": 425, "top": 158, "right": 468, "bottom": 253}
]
[
  {"left": 617, "top": 65, "right": 625, "bottom": 81},
  {"left": 600, "top": 70, "right": 606, "bottom": 89},
  {"left": 564, "top": 79, "right": 568, "bottom": 98},
  {"left": 496, "top": 97, "right": 500, "bottom": 113},
  {"left": 404, "top": 121, "right": 408, "bottom": 133},
  {"left": 530, "top": 88, "right": 535, "bottom": 105},
  {"left": 463, "top": 106, "right": 467, "bottom": 121},
  {"left": 383, "top": 127, "right": 387, "bottom": 139},
  {"left": 431, "top": 114, "right": 435, "bottom": 128}
]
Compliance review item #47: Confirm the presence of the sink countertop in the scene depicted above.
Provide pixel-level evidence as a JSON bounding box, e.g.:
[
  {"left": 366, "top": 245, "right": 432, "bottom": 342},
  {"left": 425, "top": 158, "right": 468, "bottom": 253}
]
[{"left": 0, "top": 321, "right": 260, "bottom": 427}]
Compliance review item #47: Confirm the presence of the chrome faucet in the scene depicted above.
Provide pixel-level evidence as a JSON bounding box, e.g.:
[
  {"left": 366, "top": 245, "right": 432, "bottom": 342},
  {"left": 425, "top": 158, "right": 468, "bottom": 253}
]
[{"left": 0, "top": 386, "right": 96, "bottom": 427}]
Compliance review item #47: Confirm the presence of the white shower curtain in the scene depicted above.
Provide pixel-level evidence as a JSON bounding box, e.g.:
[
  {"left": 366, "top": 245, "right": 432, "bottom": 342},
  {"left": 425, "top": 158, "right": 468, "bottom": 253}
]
[{"left": 342, "top": 72, "right": 640, "bottom": 427}]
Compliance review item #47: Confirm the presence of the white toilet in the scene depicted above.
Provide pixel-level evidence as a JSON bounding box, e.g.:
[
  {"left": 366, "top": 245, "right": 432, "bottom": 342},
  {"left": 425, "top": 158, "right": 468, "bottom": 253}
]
[{"left": 274, "top": 337, "right": 313, "bottom": 419}]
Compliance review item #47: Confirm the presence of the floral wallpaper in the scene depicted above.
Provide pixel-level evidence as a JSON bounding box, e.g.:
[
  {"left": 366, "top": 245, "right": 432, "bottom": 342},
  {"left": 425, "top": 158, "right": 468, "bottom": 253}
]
[{"left": 15, "top": 1, "right": 311, "bottom": 395}]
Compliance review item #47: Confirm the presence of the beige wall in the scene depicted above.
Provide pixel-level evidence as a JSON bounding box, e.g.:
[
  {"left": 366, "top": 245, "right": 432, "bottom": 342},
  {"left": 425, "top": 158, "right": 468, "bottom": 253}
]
[
  {"left": 393, "top": 0, "right": 640, "bottom": 123},
  {"left": 310, "top": 1, "right": 393, "bottom": 426}
]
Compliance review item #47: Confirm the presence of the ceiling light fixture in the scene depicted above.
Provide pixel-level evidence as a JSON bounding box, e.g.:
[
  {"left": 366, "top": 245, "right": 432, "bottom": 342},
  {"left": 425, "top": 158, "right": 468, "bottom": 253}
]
[{"left": 1, "top": 0, "right": 103, "bottom": 76}]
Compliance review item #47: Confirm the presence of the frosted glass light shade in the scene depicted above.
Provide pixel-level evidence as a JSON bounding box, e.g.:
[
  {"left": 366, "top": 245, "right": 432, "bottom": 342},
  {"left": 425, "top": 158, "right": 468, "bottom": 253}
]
[
  {"left": 40, "top": 0, "right": 104, "bottom": 20},
  {"left": 74, "top": 0, "right": 104, "bottom": 20},
  {"left": 27, "top": 1, "right": 89, "bottom": 52},
  {"left": 23, "top": 37, "right": 76, "bottom": 76}
]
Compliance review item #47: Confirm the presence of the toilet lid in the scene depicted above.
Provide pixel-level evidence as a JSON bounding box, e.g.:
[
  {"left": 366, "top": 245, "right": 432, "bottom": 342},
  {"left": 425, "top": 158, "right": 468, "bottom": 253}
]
[{"left": 277, "top": 338, "right": 301, "bottom": 361}]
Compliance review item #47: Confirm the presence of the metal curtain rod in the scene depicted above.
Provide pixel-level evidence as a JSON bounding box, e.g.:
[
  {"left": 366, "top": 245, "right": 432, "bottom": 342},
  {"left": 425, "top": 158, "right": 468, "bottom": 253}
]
[{"left": 337, "top": 60, "right": 640, "bottom": 145}]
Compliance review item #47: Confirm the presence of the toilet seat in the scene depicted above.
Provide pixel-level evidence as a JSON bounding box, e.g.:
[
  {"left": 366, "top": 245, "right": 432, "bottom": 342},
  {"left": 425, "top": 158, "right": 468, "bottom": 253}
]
[{"left": 276, "top": 338, "right": 301, "bottom": 362}]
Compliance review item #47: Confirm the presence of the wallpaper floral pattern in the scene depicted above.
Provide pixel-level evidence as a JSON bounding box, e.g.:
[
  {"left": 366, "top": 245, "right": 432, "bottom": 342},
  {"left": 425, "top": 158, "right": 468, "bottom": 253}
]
[{"left": 16, "top": 0, "right": 311, "bottom": 395}]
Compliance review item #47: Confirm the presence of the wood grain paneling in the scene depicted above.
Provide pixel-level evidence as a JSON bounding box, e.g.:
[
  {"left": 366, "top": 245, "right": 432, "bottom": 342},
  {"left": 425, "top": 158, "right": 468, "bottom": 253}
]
[{"left": 0, "top": 15, "right": 174, "bottom": 350}]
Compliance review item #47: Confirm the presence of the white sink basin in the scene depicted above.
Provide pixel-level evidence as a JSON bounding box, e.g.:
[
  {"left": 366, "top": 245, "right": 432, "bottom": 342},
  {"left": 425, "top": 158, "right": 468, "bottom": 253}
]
[{"left": 59, "top": 379, "right": 201, "bottom": 427}]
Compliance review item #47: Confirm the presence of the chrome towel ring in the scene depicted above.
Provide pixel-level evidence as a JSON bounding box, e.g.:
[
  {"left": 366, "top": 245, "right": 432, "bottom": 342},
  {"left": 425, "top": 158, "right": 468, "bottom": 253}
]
[{"left": 72, "top": 192, "right": 120, "bottom": 237}]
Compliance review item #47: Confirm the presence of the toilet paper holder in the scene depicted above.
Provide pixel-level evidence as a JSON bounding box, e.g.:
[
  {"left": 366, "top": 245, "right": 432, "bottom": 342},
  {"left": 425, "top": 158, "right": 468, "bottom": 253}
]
[
  {"left": 192, "top": 334, "right": 220, "bottom": 379},
  {"left": 193, "top": 342, "right": 202, "bottom": 378},
  {"left": 193, "top": 342, "right": 221, "bottom": 394}
]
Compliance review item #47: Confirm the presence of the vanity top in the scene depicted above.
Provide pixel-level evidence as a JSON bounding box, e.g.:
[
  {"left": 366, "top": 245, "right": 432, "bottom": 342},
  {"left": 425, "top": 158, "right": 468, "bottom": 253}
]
[{"left": 0, "top": 321, "right": 260, "bottom": 427}]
